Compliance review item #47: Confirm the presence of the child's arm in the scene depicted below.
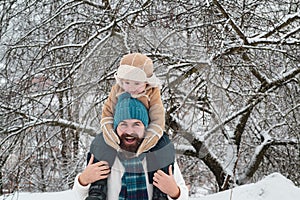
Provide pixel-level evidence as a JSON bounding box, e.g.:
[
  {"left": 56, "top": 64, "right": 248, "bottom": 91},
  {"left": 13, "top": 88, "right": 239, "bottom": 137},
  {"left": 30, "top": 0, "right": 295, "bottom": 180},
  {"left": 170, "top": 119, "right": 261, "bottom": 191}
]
[
  {"left": 101, "top": 85, "right": 121, "bottom": 151},
  {"left": 137, "top": 87, "right": 165, "bottom": 155}
]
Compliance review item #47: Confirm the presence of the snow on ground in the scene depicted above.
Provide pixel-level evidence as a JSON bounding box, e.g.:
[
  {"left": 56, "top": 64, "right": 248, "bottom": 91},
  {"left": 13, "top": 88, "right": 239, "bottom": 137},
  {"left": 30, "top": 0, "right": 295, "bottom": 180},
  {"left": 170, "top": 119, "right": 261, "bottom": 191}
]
[
  {"left": 194, "top": 173, "right": 300, "bottom": 200},
  {"left": 1, "top": 172, "right": 299, "bottom": 200}
]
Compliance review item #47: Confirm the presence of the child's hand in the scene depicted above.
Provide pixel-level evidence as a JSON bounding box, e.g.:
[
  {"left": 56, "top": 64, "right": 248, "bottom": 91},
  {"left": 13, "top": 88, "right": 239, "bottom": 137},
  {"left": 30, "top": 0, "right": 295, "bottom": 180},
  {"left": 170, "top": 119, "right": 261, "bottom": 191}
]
[
  {"left": 137, "top": 132, "right": 159, "bottom": 155},
  {"left": 102, "top": 122, "right": 120, "bottom": 151}
]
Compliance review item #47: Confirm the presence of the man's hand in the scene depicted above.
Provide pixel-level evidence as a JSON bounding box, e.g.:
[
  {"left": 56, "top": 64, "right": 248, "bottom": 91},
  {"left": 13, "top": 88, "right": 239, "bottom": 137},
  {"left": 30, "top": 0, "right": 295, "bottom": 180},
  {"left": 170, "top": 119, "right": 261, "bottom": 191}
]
[
  {"left": 153, "top": 165, "right": 180, "bottom": 199},
  {"left": 78, "top": 154, "right": 110, "bottom": 186}
]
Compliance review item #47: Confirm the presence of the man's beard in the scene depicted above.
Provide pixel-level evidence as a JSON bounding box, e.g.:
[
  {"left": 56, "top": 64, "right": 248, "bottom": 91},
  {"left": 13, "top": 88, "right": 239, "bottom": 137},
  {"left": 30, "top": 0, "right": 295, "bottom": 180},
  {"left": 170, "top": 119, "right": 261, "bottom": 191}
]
[{"left": 119, "top": 133, "right": 143, "bottom": 153}]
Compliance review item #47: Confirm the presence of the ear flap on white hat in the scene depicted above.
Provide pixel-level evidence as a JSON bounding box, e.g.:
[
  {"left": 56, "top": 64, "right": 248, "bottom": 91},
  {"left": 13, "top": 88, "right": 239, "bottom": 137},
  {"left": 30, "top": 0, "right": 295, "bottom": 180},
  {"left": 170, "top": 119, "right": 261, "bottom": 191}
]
[{"left": 146, "top": 74, "right": 162, "bottom": 89}]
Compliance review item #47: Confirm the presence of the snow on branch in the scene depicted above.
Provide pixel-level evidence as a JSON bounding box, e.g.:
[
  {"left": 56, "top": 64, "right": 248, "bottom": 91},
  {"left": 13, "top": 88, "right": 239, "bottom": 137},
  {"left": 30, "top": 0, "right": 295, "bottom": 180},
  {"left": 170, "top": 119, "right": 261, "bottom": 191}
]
[
  {"left": 16, "top": 1, "right": 86, "bottom": 44},
  {"left": 78, "top": 0, "right": 107, "bottom": 9},
  {"left": 1, "top": 117, "right": 97, "bottom": 147},
  {"left": 238, "top": 123, "right": 298, "bottom": 184},
  {"left": 168, "top": 114, "right": 229, "bottom": 189},
  {"left": 1, "top": 103, "right": 98, "bottom": 147},
  {"left": 247, "top": 12, "right": 300, "bottom": 45},
  {"left": 54, "top": 3, "right": 153, "bottom": 85},
  {"left": 252, "top": 12, "right": 300, "bottom": 40},
  {"left": 56, "top": 31, "right": 112, "bottom": 86},
  {"left": 268, "top": 67, "right": 300, "bottom": 88},
  {"left": 212, "top": 0, "right": 249, "bottom": 44},
  {"left": 211, "top": 7, "right": 299, "bottom": 60},
  {"left": 199, "top": 101, "right": 257, "bottom": 141}
]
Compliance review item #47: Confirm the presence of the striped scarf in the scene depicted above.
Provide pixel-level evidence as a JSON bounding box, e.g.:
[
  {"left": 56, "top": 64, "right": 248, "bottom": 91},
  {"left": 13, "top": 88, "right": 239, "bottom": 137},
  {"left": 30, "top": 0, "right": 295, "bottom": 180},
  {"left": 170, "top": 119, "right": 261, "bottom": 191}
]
[{"left": 119, "top": 154, "right": 148, "bottom": 200}]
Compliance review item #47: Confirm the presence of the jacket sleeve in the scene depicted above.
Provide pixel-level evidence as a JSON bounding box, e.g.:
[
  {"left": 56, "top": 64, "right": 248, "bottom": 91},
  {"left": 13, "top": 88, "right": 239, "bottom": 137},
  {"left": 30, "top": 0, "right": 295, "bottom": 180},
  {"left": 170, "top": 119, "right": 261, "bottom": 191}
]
[
  {"left": 101, "top": 84, "right": 119, "bottom": 121},
  {"left": 168, "top": 162, "right": 189, "bottom": 200},
  {"left": 72, "top": 173, "right": 89, "bottom": 200},
  {"left": 100, "top": 85, "right": 121, "bottom": 150},
  {"left": 136, "top": 87, "right": 166, "bottom": 154},
  {"left": 147, "top": 87, "right": 165, "bottom": 138}
]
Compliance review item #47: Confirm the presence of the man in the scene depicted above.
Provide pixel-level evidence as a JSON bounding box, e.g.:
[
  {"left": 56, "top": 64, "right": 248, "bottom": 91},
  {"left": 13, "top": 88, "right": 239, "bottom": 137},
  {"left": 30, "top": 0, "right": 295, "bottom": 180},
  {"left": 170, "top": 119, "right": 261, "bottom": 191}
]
[{"left": 72, "top": 93, "right": 189, "bottom": 200}]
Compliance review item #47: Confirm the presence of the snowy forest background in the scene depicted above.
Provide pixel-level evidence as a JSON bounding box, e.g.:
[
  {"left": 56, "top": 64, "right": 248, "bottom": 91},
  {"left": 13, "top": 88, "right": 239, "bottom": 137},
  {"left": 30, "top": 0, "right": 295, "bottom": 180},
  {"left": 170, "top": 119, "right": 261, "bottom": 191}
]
[{"left": 0, "top": 0, "right": 299, "bottom": 197}]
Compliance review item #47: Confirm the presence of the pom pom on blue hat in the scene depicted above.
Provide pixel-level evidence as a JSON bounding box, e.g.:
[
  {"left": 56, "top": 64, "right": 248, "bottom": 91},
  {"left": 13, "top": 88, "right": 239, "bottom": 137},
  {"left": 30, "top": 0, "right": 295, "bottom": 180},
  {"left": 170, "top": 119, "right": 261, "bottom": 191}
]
[{"left": 113, "top": 93, "right": 149, "bottom": 130}]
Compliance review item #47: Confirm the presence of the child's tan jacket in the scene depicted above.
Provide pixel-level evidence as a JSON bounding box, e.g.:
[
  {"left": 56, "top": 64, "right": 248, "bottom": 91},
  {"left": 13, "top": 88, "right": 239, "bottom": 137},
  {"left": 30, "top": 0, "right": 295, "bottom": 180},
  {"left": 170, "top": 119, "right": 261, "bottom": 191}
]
[{"left": 101, "top": 84, "right": 165, "bottom": 154}]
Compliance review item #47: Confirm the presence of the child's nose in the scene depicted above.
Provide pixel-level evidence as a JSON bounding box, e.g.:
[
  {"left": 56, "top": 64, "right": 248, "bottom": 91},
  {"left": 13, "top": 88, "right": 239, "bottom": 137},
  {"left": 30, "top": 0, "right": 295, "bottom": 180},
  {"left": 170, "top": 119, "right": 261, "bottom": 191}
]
[{"left": 129, "top": 85, "right": 137, "bottom": 91}]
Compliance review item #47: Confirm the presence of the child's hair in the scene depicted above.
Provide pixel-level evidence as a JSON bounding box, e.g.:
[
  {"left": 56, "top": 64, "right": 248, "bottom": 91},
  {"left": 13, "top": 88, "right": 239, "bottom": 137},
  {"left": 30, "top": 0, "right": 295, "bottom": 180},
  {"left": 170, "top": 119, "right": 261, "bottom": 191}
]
[{"left": 114, "top": 53, "right": 161, "bottom": 88}]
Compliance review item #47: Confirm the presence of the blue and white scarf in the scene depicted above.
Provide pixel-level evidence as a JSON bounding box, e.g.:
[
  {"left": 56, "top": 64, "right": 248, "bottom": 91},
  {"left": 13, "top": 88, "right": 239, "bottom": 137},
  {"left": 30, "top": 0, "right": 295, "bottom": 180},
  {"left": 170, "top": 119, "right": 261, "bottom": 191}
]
[{"left": 119, "top": 154, "right": 148, "bottom": 200}]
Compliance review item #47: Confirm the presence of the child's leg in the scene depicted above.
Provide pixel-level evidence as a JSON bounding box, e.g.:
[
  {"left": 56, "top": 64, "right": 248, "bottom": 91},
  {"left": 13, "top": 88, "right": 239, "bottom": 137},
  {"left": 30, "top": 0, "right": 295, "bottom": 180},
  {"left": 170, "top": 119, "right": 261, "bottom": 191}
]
[
  {"left": 147, "top": 133, "right": 175, "bottom": 180},
  {"left": 89, "top": 133, "right": 117, "bottom": 166},
  {"left": 146, "top": 133, "right": 175, "bottom": 200},
  {"left": 86, "top": 133, "right": 117, "bottom": 200}
]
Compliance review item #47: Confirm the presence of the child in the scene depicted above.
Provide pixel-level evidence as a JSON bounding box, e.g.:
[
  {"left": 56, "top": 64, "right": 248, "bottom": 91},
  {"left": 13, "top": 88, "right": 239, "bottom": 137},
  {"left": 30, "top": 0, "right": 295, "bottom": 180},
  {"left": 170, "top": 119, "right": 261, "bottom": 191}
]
[
  {"left": 101, "top": 52, "right": 165, "bottom": 155},
  {"left": 86, "top": 53, "right": 175, "bottom": 200}
]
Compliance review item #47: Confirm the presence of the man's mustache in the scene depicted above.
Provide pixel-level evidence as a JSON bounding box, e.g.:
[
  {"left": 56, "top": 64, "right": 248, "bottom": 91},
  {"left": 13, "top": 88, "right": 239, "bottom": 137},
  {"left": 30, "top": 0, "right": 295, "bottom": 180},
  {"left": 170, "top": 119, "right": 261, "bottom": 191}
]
[{"left": 120, "top": 133, "right": 140, "bottom": 139}]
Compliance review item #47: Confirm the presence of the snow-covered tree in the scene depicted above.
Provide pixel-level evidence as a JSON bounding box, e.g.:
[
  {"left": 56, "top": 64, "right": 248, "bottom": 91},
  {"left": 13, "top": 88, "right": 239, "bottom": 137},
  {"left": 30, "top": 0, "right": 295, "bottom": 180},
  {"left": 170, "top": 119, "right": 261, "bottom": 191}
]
[{"left": 0, "top": 0, "right": 299, "bottom": 195}]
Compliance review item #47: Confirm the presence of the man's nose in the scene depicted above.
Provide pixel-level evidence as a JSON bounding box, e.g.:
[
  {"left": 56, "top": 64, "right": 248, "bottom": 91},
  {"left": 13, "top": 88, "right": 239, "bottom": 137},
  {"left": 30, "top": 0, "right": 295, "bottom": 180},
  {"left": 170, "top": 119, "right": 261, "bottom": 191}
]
[{"left": 124, "top": 125, "right": 135, "bottom": 133}]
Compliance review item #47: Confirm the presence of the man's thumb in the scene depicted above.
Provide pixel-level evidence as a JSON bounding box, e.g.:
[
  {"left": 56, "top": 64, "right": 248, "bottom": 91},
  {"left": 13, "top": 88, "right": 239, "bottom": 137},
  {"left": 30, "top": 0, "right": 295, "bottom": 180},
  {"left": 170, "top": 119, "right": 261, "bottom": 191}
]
[
  {"left": 168, "top": 165, "right": 173, "bottom": 175},
  {"left": 88, "top": 154, "right": 94, "bottom": 165}
]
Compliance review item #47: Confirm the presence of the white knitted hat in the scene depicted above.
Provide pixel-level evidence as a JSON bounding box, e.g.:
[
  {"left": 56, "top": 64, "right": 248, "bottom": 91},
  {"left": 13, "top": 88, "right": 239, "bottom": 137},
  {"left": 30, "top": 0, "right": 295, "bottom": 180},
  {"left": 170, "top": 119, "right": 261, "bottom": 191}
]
[{"left": 115, "top": 53, "right": 161, "bottom": 88}]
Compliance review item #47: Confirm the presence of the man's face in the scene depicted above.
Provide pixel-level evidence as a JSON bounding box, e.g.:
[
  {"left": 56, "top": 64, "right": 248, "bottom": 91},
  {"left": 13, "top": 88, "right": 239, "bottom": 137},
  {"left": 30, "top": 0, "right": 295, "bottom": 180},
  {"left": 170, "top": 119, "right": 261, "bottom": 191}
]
[{"left": 116, "top": 119, "right": 145, "bottom": 153}]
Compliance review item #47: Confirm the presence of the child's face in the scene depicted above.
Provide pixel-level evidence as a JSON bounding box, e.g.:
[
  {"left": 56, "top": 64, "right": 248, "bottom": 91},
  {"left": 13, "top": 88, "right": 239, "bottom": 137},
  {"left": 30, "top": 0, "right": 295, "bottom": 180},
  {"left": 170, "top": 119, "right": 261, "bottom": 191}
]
[{"left": 121, "top": 79, "right": 147, "bottom": 95}]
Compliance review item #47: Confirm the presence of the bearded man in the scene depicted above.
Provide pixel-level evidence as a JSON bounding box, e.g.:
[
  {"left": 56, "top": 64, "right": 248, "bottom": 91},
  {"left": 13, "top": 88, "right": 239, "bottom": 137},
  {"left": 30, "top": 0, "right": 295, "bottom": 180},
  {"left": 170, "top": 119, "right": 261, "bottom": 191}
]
[{"left": 72, "top": 93, "right": 189, "bottom": 200}]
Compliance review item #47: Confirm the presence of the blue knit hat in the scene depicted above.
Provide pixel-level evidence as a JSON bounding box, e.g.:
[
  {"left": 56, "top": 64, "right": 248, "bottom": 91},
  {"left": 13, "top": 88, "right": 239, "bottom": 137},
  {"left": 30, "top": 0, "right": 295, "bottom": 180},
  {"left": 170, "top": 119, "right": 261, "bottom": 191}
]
[{"left": 113, "top": 93, "right": 149, "bottom": 130}]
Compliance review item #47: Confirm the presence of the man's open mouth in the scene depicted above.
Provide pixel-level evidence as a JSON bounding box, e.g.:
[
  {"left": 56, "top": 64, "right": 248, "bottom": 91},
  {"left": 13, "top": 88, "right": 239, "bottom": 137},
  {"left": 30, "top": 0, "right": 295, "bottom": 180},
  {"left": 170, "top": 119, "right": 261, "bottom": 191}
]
[
  {"left": 124, "top": 136, "right": 136, "bottom": 144},
  {"left": 120, "top": 133, "right": 143, "bottom": 153}
]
